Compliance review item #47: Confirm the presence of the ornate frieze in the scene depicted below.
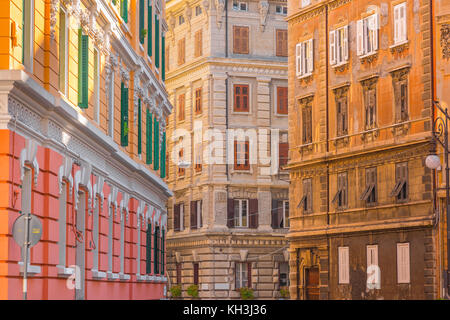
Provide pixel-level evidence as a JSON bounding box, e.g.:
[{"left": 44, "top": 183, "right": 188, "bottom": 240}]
[{"left": 441, "top": 24, "right": 450, "bottom": 60}]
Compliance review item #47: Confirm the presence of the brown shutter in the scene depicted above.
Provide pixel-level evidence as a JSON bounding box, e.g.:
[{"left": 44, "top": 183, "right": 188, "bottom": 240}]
[
  {"left": 233, "top": 26, "right": 240, "bottom": 53},
  {"left": 242, "top": 27, "right": 249, "bottom": 54},
  {"left": 279, "top": 142, "right": 289, "bottom": 166},
  {"left": 247, "top": 262, "right": 252, "bottom": 288},
  {"left": 199, "top": 200, "right": 203, "bottom": 227},
  {"left": 190, "top": 201, "right": 197, "bottom": 229},
  {"left": 174, "top": 204, "right": 180, "bottom": 231},
  {"left": 249, "top": 198, "right": 258, "bottom": 229},
  {"left": 176, "top": 263, "right": 181, "bottom": 284},
  {"left": 244, "top": 141, "right": 249, "bottom": 169},
  {"left": 276, "top": 29, "right": 288, "bottom": 57},
  {"left": 193, "top": 263, "right": 199, "bottom": 285},
  {"left": 277, "top": 200, "right": 283, "bottom": 227},
  {"left": 227, "top": 198, "right": 235, "bottom": 228}
]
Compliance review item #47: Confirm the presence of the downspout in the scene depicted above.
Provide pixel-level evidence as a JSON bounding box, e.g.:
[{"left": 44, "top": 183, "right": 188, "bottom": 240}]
[
  {"left": 225, "top": 0, "right": 228, "bottom": 58},
  {"left": 325, "top": 4, "right": 331, "bottom": 300}
]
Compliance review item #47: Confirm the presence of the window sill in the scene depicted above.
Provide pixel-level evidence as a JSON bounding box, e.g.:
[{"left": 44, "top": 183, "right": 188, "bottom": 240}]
[
  {"left": 57, "top": 265, "right": 74, "bottom": 278},
  {"left": 19, "top": 262, "right": 41, "bottom": 276},
  {"left": 139, "top": 43, "right": 145, "bottom": 53},
  {"left": 358, "top": 51, "right": 378, "bottom": 63},
  {"left": 107, "top": 271, "right": 120, "bottom": 280},
  {"left": 147, "top": 55, "right": 153, "bottom": 65},
  {"left": 275, "top": 112, "right": 288, "bottom": 117},
  {"left": 119, "top": 272, "right": 131, "bottom": 281},
  {"left": 390, "top": 40, "right": 409, "bottom": 54},
  {"left": 332, "top": 61, "right": 349, "bottom": 72},
  {"left": 91, "top": 269, "right": 107, "bottom": 279}
]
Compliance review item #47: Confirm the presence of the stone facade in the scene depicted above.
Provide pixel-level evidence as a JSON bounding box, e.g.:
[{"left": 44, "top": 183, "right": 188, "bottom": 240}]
[
  {"left": 165, "top": 0, "right": 289, "bottom": 299},
  {"left": 287, "top": 0, "right": 439, "bottom": 299}
]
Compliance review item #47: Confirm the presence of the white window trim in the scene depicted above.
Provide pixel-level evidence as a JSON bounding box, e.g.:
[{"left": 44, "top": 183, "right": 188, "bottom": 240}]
[
  {"left": 234, "top": 199, "right": 249, "bottom": 228},
  {"left": 233, "top": 0, "right": 248, "bottom": 11},
  {"left": 338, "top": 246, "right": 349, "bottom": 284},
  {"left": 296, "top": 39, "right": 314, "bottom": 79},
  {"left": 108, "top": 71, "right": 115, "bottom": 137},
  {"left": 366, "top": 245, "right": 378, "bottom": 267},
  {"left": 235, "top": 262, "right": 248, "bottom": 289},
  {"left": 275, "top": 5, "right": 287, "bottom": 15},
  {"left": 397, "top": 242, "right": 410, "bottom": 284},
  {"left": 180, "top": 203, "right": 184, "bottom": 231},
  {"left": 330, "top": 25, "right": 349, "bottom": 67},
  {"left": 231, "top": 82, "right": 252, "bottom": 115},
  {"left": 357, "top": 13, "right": 379, "bottom": 57},
  {"left": 393, "top": 2, "right": 407, "bottom": 45},
  {"left": 197, "top": 200, "right": 202, "bottom": 228}
]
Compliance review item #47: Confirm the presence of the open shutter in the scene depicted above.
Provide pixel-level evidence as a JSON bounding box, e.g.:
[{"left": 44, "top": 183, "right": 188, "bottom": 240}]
[
  {"left": 343, "top": 26, "right": 349, "bottom": 61},
  {"left": 277, "top": 200, "right": 283, "bottom": 228},
  {"left": 330, "top": 30, "right": 336, "bottom": 65},
  {"left": 148, "top": 4, "right": 152, "bottom": 56},
  {"left": 138, "top": 99, "right": 142, "bottom": 155},
  {"left": 400, "top": 3, "right": 407, "bottom": 42},
  {"left": 357, "top": 19, "right": 364, "bottom": 56},
  {"left": 190, "top": 201, "right": 197, "bottom": 229},
  {"left": 174, "top": 204, "right": 180, "bottom": 231},
  {"left": 146, "top": 110, "right": 152, "bottom": 164},
  {"left": 249, "top": 199, "right": 258, "bottom": 229},
  {"left": 296, "top": 43, "right": 302, "bottom": 77},
  {"left": 122, "top": 0, "right": 128, "bottom": 23},
  {"left": 372, "top": 14, "right": 379, "bottom": 51},
  {"left": 227, "top": 198, "right": 235, "bottom": 228},
  {"left": 162, "top": 35, "right": 166, "bottom": 81},
  {"left": 394, "top": 5, "right": 400, "bottom": 44},
  {"left": 155, "top": 14, "right": 160, "bottom": 68},
  {"left": 154, "top": 117, "right": 159, "bottom": 170}
]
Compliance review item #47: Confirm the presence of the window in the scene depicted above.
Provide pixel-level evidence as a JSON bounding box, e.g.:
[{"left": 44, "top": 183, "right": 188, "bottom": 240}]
[
  {"left": 148, "top": 2, "right": 153, "bottom": 57},
  {"left": 302, "top": 105, "right": 312, "bottom": 144},
  {"left": 194, "top": 30, "right": 203, "bottom": 58},
  {"left": 190, "top": 200, "right": 203, "bottom": 229},
  {"left": 176, "top": 262, "right": 182, "bottom": 284},
  {"left": 279, "top": 262, "right": 289, "bottom": 287},
  {"left": 338, "top": 247, "right": 350, "bottom": 284},
  {"left": 120, "top": 82, "right": 129, "bottom": 146},
  {"left": 178, "top": 148, "right": 185, "bottom": 176},
  {"left": 193, "top": 263, "right": 199, "bottom": 285},
  {"left": 397, "top": 243, "right": 410, "bottom": 283},
  {"left": 195, "top": 5, "right": 202, "bottom": 16},
  {"left": 178, "top": 38, "right": 185, "bottom": 65},
  {"left": 120, "top": 0, "right": 128, "bottom": 23},
  {"left": 146, "top": 110, "right": 153, "bottom": 164},
  {"left": 234, "top": 140, "right": 250, "bottom": 170},
  {"left": 178, "top": 94, "right": 185, "bottom": 121},
  {"left": 22, "top": 0, "right": 34, "bottom": 70},
  {"left": 367, "top": 245, "right": 378, "bottom": 267},
  {"left": 155, "top": 14, "right": 160, "bottom": 68},
  {"left": 277, "top": 87, "right": 288, "bottom": 115},
  {"left": 58, "top": 6, "right": 68, "bottom": 95},
  {"left": 295, "top": 39, "right": 314, "bottom": 78},
  {"left": 391, "top": 162, "right": 408, "bottom": 201},
  {"left": 364, "top": 87, "right": 377, "bottom": 129},
  {"left": 357, "top": 13, "right": 379, "bottom": 57},
  {"left": 174, "top": 203, "right": 184, "bottom": 231},
  {"left": 332, "top": 172, "right": 348, "bottom": 209},
  {"left": 194, "top": 143, "right": 202, "bottom": 172},
  {"left": 195, "top": 88, "right": 202, "bottom": 114},
  {"left": 360, "top": 167, "right": 377, "bottom": 204},
  {"left": 234, "top": 84, "right": 249, "bottom": 112},
  {"left": 233, "top": 199, "right": 249, "bottom": 227},
  {"left": 78, "top": 29, "right": 89, "bottom": 109},
  {"left": 272, "top": 199, "right": 290, "bottom": 229},
  {"left": 336, "top": 95, "right": 348, "bottom": 136},
  {"left": 235, "top": 262, "right": 251, "bottom": 289},
  {"left": 233, "top": 26, "right": 249, "bottom": 54},
  {"left": 94, "top": 49, "right": 100, "bottom": 123},
  {"left": 276, "top": 29, "right": 288, "bottom": 57},
  {"left": 279, "top": 142, "right": 289, "bottom": 167},
  {"left": 233, "top": 1, "right": 248, "bottom": 11},
  {"left": 393, "top": 3, "right": 407, "bottom": 45},
  {"left": 137, "top": 99, "right": 142, "bottom": 155},
  {"left": 301, "top": 0, "right": 311, "bottom": 7},
  {"left": 393, "top": 74, "right": 409, "bottom": 122},
  {"left": 179, "top": 15, "right": 185, "bottom": 25},
  {"left": 153, "top": 117, "right": 160, "bottom": 170},
  {"left": 330, "top": 25, "right": 349, "bottom": 66},
  {"left": 275, "top": 5, "right": 287, "bottom": 15},
  {"left": 139, "top": 0, "right": 145, "bottom": 44},
  {"left": 154, "top": 226, "right": 160, "bottom": 274},
  {"left": 298, "top": 178, "right": 312, "bottom": 213}
]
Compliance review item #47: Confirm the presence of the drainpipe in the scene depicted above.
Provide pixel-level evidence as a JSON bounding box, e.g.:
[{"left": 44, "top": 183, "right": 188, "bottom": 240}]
[
  {"left": 225, "top": 0, "right": 228, "bottom": 58},
  {"left": 325, "top": 4, "right": 331, "bottom": 301}
]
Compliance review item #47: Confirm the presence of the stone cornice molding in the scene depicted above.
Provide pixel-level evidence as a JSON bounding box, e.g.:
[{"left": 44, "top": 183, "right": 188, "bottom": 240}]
[{"left": 120, "top": 65, "right": 130, "bottom": 87}]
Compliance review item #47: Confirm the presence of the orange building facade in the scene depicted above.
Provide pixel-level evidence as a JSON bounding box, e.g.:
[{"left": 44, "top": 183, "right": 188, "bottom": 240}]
[
  {"left": 287, "top": 0, "right": 442, "bottom": 299},
  {"left": 0, "top": 0, "right": 172, "bottom": 299}
]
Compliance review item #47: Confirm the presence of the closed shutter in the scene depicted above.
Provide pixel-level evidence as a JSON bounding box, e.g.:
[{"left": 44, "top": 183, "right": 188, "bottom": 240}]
[
  {"left": 190, "top": 201, "right": 197, "bottom": 229},
  {"left": 277, "top": 87, "right": 288, "bottom": 114},
  {"left": 154, "top": 227, "right": 159, "bottom": 274},
  {"left": 148, "top": 4, "right": 152, "bottom": 56},
  {"left": 161, "top": 229, "right": 165, "bottom": 274},
  {"left": 227, "top": 198, "right": 235, "bottom": 228},
  {"left": 247, "top": 263, "right": 252, "bottom": 288},
  {"left": 249, "top": 199, "right": 258, "bottom": 229},
  {"left": 160, "top": 132, "right": 166, "bottom": 178},
  {"left": 154, "top": 117, "right": 159, "bottom": 170},
  {"left": 279, "top": 142, "right": 289, "bottom": 166},
  {"left": 276, "top": 29, "right": 287, "bottom": 57},
  {"left": 199, "top": 200, "right": 203, "bottom": 227},
  {"left": 193, "top": 263, "right": 199, "bottom": 285},
  {"left": 296, "top": 43, "right": 302, "bottom": 77},
  {"left": 357, "top": 19, "right": 364, "bottom": 56},
  {"left": 162, "top": 35, "right": 166, "bottom": 81},
  {"left": 343, "top": 25, "right": 349, "bottom": 61},
  {"left": 338, "top": 246, "right": 349, "bottom": 284},
  {"left": 78, "top": 29, "right": 89, "bottom": 109},
  {"left": 155, "top": 14, "right": 160, "bottom": 68},
  {"left": 121, "top": 0, "right": 128, "bottom": 23},
  {"left": 145, "top": 223, "right": 151, "bottom": 274},
  {"left": 195, "top": 30, "right": 202, "bottom": 57},
  {"left": 397, "top": 243, "right": 410, "bottom": 283},
  {"left": 138, "top": 99, "right": 142, "bottom": 155},
  {"left": 174, "top": 204, "right": 180, "bottom": 231},
  {"left": 139, "top": 0, "right": 145, "bottom": 44},
  {"left": 330, "top": 30, "right": 336, "bottom": 65},
  {"left": 146, "top": 110, "right": 152, "bottom": 164},
  {"left": 400, "top": 4, "right": 407, "bottom": 43},
  {"left": 120, "top": 82, "right": 129, "bottom": 146},
  {"left": 176, "top": 263, "right": 181, "bottom": 284}
]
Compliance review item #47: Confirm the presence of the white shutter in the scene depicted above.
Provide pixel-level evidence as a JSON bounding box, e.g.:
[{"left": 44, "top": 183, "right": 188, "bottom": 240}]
[
  {"left": 400, "top": 3, "right": 407, "bottom": 42},
  {"left": 357, "top": 19, "right": 364, "bottom": 56},
  {"left": 338, "top": 246, "right": 349, "bottom": 284},
  {"left": 343, "top": 25, "right": 349, "bottom": 62},
  {"left": 394, "top": 5, "right": 400, "bottom": 44},
  {"left": 330, "top": 30, "right": 336, "bottom": 65},
  {"left": 302, "top": 42, "right": 306, "bottom": 75},
  {"left": 397, "top": 243, "right": 410, "bottom": 283},
  {"left": 296, "top": 43, "right": 302, "bottom": 77},
  {"left": 307, "top": 39, "right": 314, "bottom": 74},
  {"left": 372, "top": 14, "right": 379, "bottom": 51},
  {"left": 366, "top": 245, "right": 378, "bottom": 267}
]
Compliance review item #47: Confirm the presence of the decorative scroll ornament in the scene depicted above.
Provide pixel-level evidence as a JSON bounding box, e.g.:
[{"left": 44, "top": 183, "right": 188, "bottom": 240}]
[
  {"left": 105, "top": 54, "right": 118, "bottom": 100},
  {"left": 136, "top": 201, "right": 146, "bottom": 227},
  {"left": 119, "top": 192, "right": 130, "bottom": 222},
  {"left": 20, "top": 139, "right": 40, "bottom": 185},
  {"left": 120, "top": 65, "right": 130, "bottom": 87},
  {"left": 441, "top": 24, "right": 450, "bottom": 60},
  {"left": 74, "top": 162, "right": 92, "bottom": 211},
  {"left": 215, "top": 0, "right": 225, "bottom": 28},
  {"left": 50, "top": 0, "right": 59, "bottom": 40},
  {"left": 108, "top": 185, "right": 119, "bottom": 216},
  {"left": 202, "top": 0, "right": 210, "bottom": 29},
  {"left": 58, "top": 156, "right": 73, "bottom": 195},
  {"left": 134, "top": 68, "right": 143, "bottom": 126},
  {"left": 93, "top": 175, "right": 105, "bottom": 210},
  {"left": 258, "top": 1, "right": 269, "bottom": 32}
]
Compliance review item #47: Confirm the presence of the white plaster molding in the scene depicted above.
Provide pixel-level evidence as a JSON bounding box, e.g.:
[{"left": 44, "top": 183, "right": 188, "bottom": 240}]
[
  {"left": 120, "top": 64, "right": 130, "bottom": 86},
  {"left": 50, "top": 0, "right": 59, "bottom": 40},
  {"left": 93, "top": 174, "right": 105, "bottom": 209},
  {"left": 19, "top": 138, "right": 39, "bottom": 185},
  {"left": 215, "top": 0, "right": 225, "bottom": 28},
  {"left": 258, "top": 1, "right": 269, "bottom": 32},
  {"left": 160, "top": 212, "right": 167, "bottom": 231},
  {"left": 175, "top": 252, "right": 181, "bottom": 263},
  {"left": 240, "top": 249, "right": 249, "bottom": 262},
  {"left": 283, "top": 249, "right": 289, "bottom": 262},
  {"left": 119, "top": 192, "right": 130, "bottom": 222},
  {"left": 192, "top": 250, "right": 198, "bottom": 262},
  {"left": 108, "top": 184, "right": 118, "bottom": 214},
  {"left": 58, "top": 155, "right": 73, "bottom": 195},
  {"left": 74, "top": 161, "right": 92, "bottom": 210}
]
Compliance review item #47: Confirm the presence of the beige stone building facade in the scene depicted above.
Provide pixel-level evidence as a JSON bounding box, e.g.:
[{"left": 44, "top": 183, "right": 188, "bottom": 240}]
[{"left": 164, "top": 0, "right": 289, "bottom": 299}]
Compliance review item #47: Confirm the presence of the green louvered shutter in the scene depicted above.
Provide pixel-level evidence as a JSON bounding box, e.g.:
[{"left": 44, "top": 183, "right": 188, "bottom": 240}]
[
  {"left": 146, "top": 110, "right": 152, "bottom": 164},
  {"left": 154, "top": 118, "right": 159, "bottom": 170},
  {"left": 155, "top": 14, "right": 160, "bottom": 68},
  {"left": 138, "top": 99, "right": 142, "bottom": 155},
  {"left": 120, "top": 82, "right": 129, "bottom": 146},
  {"left": 139, "top": 0, "right": 145, "bottom": 44},
  {"left": 160, "top": 131, "right": 166, "bottom": 178},
  {"left": 154, "top": 226, "right": 159, "bottom": 274},
  {"left": 162, "top": 35, "right": 165, "bottom": 82},
  {"left": 121, "top": 0, "right": 128, "bottom": 23},
  {"left": 78, "top": 29, "right": 89, "bottom": 109},
  {"left": 145, "top": 223, "right": 151, "bottom": 274},
  {"left": 148, "top": 3, "right": 152, "bottom": 57}
]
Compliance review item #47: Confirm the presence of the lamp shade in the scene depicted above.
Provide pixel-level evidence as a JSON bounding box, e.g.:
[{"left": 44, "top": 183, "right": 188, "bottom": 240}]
[{"left": 425, "top": 154, "right": 441, "bottom": 170}]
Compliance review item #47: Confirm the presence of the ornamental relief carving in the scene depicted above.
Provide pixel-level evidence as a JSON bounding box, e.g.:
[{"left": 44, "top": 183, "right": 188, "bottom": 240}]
[{"left": 441, "top": 24, "right": 450, "bottom": 60}]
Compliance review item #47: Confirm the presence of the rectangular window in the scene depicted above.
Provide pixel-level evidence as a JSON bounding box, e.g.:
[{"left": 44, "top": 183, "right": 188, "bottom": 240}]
[
  {"left": 295, "top": 39, "right": 314, "bottom": 78},
  {"left": 139, "top": 0, "right": 145, "bottom": 44},
  {"left": 178, "top": 38, "right": 185, "bottom": 65},
  {"left": 58, "top": 7, "right": 68, "bottom": 95},
  {"left": 235, "top": 262, "right": 250, "bottom": 289},
  {"left": 332, "top": 172, "right": 348, "bottom": 209},
  {"left": 193, "top": 263, "right": 199, "bottom": 285},
  {"left": 394, "top": 79, "right": 409, "bottom": 122},
  {"left": 233, "top": 26, "right": 249, "bottom": 54},
  {"left": 194, "top": 30, "right": 203, "bottom": 58},
  {"left": 190, "top": 200, "right": 202, "bottom": 229},
  {"left": 277, "top": 87, "right": 288, "bottom": 115},
  {"left": 279, "top": 262, "right": 289, "bottom": 287},
  {"left": 298, "top": 178, "right": 312, "bottom": 213},
  {"left": 178, "top": 93, "right": 185, "bottom": 121},
  {"left": 357, "top": 13, "right": 378, "bottom": 56},
  {"left": 275, "top": 5, "right": 287, "bottom": 15},
  {"left": 391, "top": 162, "right": 408, "bottom": 201},
  {"left": 397, "top": 243, "right": 410, "bottom": 284},
  {"left": 233, "top": 1, "right": 248, "bottom": 11},
  {"left": 94, "top": 49, "right": 100, "bottom": 123},
  {"left": 330, "top": 26, "right": 349, "bottom": 66},
  {"left": 233, "top": 199, "right": 249, "bottom": 227},
  {"left": 276, "top": 29, "right": 288, "bottom": 57},
  {"left": 367, "top": 245, "right": 378, "bottom": 267},
  {"left": 234, "top": 84, "right": 249, "bottom": 112},
  {"left": 148, "top": 2, "right": 153, "bottom": 57},
  {"left": 22, "top": 0, "right": 34, "bottom": 70},
  {"left": 174, "top": 203, "right": 184, "bottom": 232},
  {"left": 195, "top": 5, "right": 202, "bottom": 16},
  {"left": 394, "top": 3, "right": 407, "bottom": 45},
  {"left": 234, "top": 140, "right": 250, "bottom": 170},
  {"left": 146, "top": 110, "right": 152, "bottom": 164},
  {"left": 120, "top": 82, "right": 129, "bottom": 146},
  {"left": 338, "top": 246, "right": 349, "bottom": 284},
  {"left": 194, "top": 143, "right": 202, "bottom": 172},
  {"left": 195, "top": 88, "right": 202, "bottom": 114},
  {"left": 145, "top": 223, "right": 152, "bottom": 274},
  {"left": 120, "top": 0, "right": 128, "bottom": 23},
  {"left": 153, "top": 118, "right": 160, "bottom": 170},
  {"left": 176, "top": 262, "right": 182, "bottom": 284},
  {"left": 179, "top": 15, "right": 185, "bottom": 25},
  {"left": 336, "top": 96, "right": 348, "bottom": 136},
  {"left": 364, "top": 88, "right": 377, "bottom": 129},
  {"left": 78, "top": 29, "right": 89, "bottom": 109},
  {"left": 360, "top": 167, "right": 377, "bottom": 204},
  {"left": 279, "top": 142, "right": 289, "bottom": 167},
  {"left": 302, "top": 105, "right": 312, "bottom": 144},
  {"left": 154, "top": 226, "right": 160, "bottom": 274}
]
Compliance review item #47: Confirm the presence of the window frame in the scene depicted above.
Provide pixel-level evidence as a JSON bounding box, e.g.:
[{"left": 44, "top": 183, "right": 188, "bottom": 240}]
[
  {"left": 302, "top": 105, "right": 312, "bottom": 144},
  {"left": 393, "top": 2, "right": 407, "bottom": 45},
  {"left": 298, "top": 178, "right": 312, "bottom": 213},
  {"left": 357, "top": 13, "right": 379, "bottom": 57},
  {"left": 276, "top": 29, "right": 288, "bottom": 57},
  {"left": 235, "top": 262, "right": 249, "bottom": 289},
  {"left": 233, "top": 199, "right": 249, "bottom": 228},
  {"left": 330, "top": 25, "right": 349, "bottom": 66},
  {"left": 177, "top": 37, "right": 186, "bottom": 66},
  {"left": 234, "top": 140, "right": 250, "bottom": 170},
  {"left": 233, "top": 84, "right": 250, "bottom": 113},
  {"left": 233, "top": 25, "right": 250, "bottom": 55},
  {"left": 232, "top": 1, "right": 248, "bottom": 12},
  {"left": 391, "top": 162, "right": 408, "bottom": 202},
  {"left": 276, "top": 86, "right": 288, "bottom": 115},
  {"left": 295, "top": 39, "right": 314, "bottom": 78},
  {"left": 275, "top": 5, "right": 287, "bottom": 15},
  {"left": 338, "top": 246, "right": 350, "bottom": 284},
  {"left": 397, "top": 242, "right": 410, "bottom": 284},
  {"left": 360, "top": 167, "right": 377, "bottom": 204},
  {"left": 178, "top": 93, "right": 185, "bottom": 121}
]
